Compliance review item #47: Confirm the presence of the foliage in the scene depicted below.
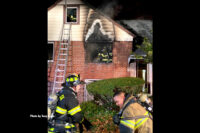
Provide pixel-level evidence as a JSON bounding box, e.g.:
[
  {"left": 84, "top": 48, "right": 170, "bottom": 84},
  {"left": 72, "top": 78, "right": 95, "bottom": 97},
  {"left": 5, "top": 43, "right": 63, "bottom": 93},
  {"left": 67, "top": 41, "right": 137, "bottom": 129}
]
[
  {"left": 81, "top": 78, "right": 146, "bottom": 132},
  {"left": 133, "top": 37, "right": 153, "bottom": 63},
  {"left": 80, "top": 101, "right": 119, "bottom": 133},
  {"left": 86, "top": 77, "right": 145, "bottom": 110},
  {"left": 87, "top": 77, "right": 145, "bottom": 96}
]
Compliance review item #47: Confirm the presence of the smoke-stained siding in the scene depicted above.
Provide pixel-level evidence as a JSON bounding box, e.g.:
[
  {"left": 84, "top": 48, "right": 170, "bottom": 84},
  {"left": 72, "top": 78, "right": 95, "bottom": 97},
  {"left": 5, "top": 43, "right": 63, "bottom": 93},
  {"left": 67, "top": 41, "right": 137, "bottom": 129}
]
[
  {"left": 84, "top": 9, "right": 114, "bottom": 42},
  {"left": 48, "top": 5, "right": 63, "bottom": 41}
]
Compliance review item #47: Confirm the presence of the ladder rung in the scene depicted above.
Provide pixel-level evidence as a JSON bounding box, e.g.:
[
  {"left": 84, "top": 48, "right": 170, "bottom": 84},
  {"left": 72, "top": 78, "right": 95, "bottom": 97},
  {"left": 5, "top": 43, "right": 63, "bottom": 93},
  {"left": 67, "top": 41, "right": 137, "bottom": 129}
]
[
  {"left": 58, "top": 59, "right": 66, "bottom": 61},
  {"left": 55, "top": 81, "right": 63, "bottom": 84},
  {"left": 60, "top": 43, "right": 68, "bottom": 45},
  {"left": 60, "top": 53, "right": 67, "bottom": 55},
  {"left": 58, "top": 64, "right": 66, "bottom": 66},
  {"left": 56, "top": 69, "right": 64, "bottom": 71},
  {"left": 56, "top": 76, "right": 64, "bottom": 78},
  {"left": 57, "top": 64, "right": 66, "bottom": 66},
  {"left": 60, "top": 48, "right": 68, "bottom": 50},
  {"left": 64, "top": 28, "right": 70, "bottom": 30}
]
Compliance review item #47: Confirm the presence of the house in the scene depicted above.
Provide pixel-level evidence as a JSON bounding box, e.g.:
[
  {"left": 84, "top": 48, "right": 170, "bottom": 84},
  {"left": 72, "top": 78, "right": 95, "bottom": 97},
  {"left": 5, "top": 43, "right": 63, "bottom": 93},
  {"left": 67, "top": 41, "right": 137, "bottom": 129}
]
[
  {"left": 47, "top": 0, "right": 152, "bottom": 101},
  {"left": 119, "top": 20, "right": 153, "bottom": 96}
]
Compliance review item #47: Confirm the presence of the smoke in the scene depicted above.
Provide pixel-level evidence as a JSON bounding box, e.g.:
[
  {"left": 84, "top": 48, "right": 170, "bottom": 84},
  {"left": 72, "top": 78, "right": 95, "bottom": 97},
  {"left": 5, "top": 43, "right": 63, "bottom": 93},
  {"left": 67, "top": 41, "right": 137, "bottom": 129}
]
[{"left": 97, "top": 0, "right": 120, "bottom": 19}]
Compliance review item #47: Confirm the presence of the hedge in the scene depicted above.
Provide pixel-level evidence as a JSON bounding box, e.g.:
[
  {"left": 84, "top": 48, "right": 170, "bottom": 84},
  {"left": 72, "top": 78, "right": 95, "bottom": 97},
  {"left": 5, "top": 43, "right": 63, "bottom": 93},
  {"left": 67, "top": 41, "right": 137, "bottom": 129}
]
[
  {"left": 87, "top": 77, "right": 145, "bottom": 96},
  {"left": 86, "top": 77, "right": 145, "bottom": 109},
  {"left": 80, "top": 101, "right": 118, "bottom": 133}
]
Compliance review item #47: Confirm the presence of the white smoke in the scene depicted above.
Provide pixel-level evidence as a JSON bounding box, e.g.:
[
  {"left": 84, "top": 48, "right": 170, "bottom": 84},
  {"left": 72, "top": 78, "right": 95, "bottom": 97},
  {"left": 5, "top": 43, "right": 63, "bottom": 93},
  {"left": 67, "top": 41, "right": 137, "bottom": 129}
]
[{"left": 98, "top": 0, "right": 118, "bottom": 19}]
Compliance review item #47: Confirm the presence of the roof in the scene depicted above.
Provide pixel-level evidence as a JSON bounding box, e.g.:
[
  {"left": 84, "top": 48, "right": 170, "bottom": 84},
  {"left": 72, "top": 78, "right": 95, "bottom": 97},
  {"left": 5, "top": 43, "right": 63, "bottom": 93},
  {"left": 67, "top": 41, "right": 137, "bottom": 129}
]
[
  {"left": 118, "top": 20, "right": 152, "bottom": 59},
  {"left": 118, "top": 20, "right": 152, "bottom": 43},
  {"left": 48, "top": 0, "right": 135, "bottom": 37},
  {"left": 48, "top": 0, "right": 62, "bottom": 11}
]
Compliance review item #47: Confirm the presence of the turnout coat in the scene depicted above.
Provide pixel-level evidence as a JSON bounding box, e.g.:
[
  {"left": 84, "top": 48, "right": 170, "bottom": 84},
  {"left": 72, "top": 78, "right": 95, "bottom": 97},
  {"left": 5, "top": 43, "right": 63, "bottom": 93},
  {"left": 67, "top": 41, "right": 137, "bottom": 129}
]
[{"left": 119, "top": 94, "right": 153, "bottom": 133}]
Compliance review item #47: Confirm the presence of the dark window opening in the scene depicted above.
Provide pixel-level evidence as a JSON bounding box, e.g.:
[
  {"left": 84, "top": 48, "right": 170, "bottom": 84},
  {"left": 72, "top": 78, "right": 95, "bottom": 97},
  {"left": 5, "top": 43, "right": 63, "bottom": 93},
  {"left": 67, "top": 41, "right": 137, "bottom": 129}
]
[
  {"left": 136, "top": 59, "right": 147, "bottom": 92},
  {"left": 85, "top": 42, "right": 113, "bottom": 63},
  {"left": 48, "top": 42, "right": 54, "bottom": 61},
  {"left": 97, "top": 45, "right": 112, "bottom": 63},
  {"left": 132, "top": 36, "right": 144, "bottom": 52},
  {"left": 67, "top": 7, "right": 77, "bottom": 23},
  {"left": 85, "top": 22, "right": 113, "bottom": 63}
]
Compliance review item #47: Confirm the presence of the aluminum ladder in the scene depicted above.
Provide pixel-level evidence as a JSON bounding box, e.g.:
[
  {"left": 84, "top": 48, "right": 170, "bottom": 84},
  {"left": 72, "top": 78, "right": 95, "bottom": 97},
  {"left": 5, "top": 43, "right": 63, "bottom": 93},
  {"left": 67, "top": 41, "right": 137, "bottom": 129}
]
[{"left": 51, "top": 24, "right": 72, "bottom": 94}]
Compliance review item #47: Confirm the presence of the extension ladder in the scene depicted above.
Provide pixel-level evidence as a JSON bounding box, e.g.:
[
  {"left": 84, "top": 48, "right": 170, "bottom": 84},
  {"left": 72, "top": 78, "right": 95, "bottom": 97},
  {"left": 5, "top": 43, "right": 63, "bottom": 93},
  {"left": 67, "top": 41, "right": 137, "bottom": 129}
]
[{"left": 51, "top": 24, "right": 72, "bottom": 94}]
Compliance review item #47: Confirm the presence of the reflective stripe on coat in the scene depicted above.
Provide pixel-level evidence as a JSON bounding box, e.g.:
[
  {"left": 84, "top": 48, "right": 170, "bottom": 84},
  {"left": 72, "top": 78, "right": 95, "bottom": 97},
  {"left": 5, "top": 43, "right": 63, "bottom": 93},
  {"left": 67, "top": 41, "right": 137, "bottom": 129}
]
[{"left": 119, "top": 96, "right": 153, "bottom": 133}]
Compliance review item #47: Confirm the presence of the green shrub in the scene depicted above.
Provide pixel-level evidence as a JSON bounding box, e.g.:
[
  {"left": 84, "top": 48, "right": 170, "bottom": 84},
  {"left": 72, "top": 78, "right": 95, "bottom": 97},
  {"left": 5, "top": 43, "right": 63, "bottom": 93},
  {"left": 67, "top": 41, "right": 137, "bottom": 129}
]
[
  {"left": 87, "top": 77, "right": 145, "bottom": 96},
  {"left": 81, "top": 101, "right": 107, "bottom": 120},
  {"left": 86, "top": 77, "right": 145, "bottom": 110},
  {"left": 80, "top": 101, "right": 118, "bottom": 132}
]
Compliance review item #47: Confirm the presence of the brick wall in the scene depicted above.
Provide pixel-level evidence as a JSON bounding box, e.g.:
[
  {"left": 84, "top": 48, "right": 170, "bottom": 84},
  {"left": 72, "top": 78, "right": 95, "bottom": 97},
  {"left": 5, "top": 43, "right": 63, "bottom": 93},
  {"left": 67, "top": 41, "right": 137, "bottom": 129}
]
[
  {"left": 48, "top": 41, "right": 132, "bottom": 81},
  {"left": 48, "top": 41, "right": 60, "bottom": 82},
  {"left": 48, "top": 41, "right": 132, "bottom": 100},
  {"left": 69, "top": 41, "right": 132, "bottom": 80},
  {"left": 113, "top": 41, "right": 132, "bottom": 78}
]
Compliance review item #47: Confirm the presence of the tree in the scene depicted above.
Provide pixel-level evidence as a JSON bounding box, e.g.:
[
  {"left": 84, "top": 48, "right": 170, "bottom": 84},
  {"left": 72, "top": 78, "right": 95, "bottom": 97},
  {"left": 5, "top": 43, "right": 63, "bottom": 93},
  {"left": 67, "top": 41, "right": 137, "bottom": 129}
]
[{"left": 133, "top": 37, "right": 153, "bottom": 63}]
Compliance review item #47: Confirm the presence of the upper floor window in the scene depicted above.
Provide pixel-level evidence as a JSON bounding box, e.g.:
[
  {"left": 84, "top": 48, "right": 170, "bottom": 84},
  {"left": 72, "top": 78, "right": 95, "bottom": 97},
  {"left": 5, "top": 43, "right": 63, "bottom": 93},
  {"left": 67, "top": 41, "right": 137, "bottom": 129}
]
[{"left": 65, "top": 6, "right": 79, "bottom": 24}]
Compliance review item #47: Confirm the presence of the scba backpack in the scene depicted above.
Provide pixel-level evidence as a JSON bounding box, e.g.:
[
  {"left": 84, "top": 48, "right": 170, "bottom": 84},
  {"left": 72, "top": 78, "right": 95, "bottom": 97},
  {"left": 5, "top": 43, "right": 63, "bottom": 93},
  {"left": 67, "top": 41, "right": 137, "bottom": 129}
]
[{"left": 48, "top": 93, "right": 59, "bottom": 121}]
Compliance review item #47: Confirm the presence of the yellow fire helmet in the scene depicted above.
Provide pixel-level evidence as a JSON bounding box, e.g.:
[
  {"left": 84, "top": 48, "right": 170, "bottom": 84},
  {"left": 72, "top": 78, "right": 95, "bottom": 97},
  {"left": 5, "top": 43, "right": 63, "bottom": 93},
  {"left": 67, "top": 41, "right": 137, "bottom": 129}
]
[{"left": 65, "top": 73, "right": 84, "bottom": 87}]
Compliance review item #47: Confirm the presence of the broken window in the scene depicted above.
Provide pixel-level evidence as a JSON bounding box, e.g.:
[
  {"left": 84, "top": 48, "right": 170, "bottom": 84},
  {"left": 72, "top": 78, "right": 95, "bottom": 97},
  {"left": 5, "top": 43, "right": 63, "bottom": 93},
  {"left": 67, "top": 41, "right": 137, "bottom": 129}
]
[
  {"left": 66, "top": 7, "right": 78, "bottom": 23},
  {"left": 48, "top": 42, "right": 54, "bottom": 62},
  {"left": 96, "top": 44, "right": 113, "bottom": 63},
  {"left": 85, "top": 42, "right": 113, "bottom": 63}
]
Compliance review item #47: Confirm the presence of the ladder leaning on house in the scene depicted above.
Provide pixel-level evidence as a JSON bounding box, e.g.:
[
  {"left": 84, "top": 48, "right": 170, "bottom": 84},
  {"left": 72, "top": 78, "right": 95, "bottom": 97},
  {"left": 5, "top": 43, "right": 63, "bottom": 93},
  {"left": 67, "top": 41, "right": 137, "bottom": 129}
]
[{"left": 51, "top": 24, "right": 72, "bottom": 95}]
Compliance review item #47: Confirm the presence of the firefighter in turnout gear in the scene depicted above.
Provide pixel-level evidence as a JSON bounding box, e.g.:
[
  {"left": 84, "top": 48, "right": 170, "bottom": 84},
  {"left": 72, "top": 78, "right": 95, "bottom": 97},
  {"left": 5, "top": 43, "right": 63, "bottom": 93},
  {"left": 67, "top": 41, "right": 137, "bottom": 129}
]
[
  {"left": 48, "top": 74, "right": 84, "bottom": 133},
  {"left": 113, "top": 90, "right": 153, "bottom": 133},
  {"left": 70, "top": 15, "right": 76, "bottom": 21},
  {"left": 98, "top": 47, "right": 112, "bottom": 63}
]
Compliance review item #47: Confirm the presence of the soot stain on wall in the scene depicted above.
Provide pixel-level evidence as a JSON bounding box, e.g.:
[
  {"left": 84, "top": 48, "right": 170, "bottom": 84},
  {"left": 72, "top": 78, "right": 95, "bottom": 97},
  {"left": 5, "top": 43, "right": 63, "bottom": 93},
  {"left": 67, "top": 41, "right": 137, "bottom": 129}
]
[{"left": 85, "top": 21, "right": 113, "bottom": 63}]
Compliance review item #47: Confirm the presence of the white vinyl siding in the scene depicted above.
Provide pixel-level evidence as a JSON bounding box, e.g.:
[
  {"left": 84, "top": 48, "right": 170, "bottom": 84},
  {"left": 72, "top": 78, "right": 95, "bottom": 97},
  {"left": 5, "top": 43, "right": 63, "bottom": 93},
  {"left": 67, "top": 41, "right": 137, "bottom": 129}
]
[
  {"left": 48, "top": 0, "right": 134, "bottom": 41},
  {"left": 48, "top": 5, "right": 63, "bottom": 41},
  {"left": 114, "top": 25, "right": 133, "bottom": 41}
]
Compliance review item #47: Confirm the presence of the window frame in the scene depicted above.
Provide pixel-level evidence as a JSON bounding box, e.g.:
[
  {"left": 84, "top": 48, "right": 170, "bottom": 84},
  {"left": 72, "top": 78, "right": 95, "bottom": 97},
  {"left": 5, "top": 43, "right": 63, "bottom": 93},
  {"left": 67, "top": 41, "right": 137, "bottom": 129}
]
[
  {"left": 47, "top": 42, "right": 54, "bottom": 62},
  {"left": 64, "top": 5, "right": 80, "bottom": 25}
]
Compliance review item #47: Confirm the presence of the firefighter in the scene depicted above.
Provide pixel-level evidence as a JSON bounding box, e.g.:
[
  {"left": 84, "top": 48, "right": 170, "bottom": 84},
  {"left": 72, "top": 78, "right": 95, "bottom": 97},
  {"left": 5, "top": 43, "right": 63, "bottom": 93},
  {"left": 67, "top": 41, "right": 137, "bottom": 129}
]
[
  {"left": 70, "top": 15, "right": 76, "bottom": 21},
  {"left": 98, "top": 47, "right": 109, "bottom": 63},
  {"left": 113, "top": 90, "right": 153, "bottom": 133},
  {"left": 48, "top": 74, "right": 84, "bottom": 133}
]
